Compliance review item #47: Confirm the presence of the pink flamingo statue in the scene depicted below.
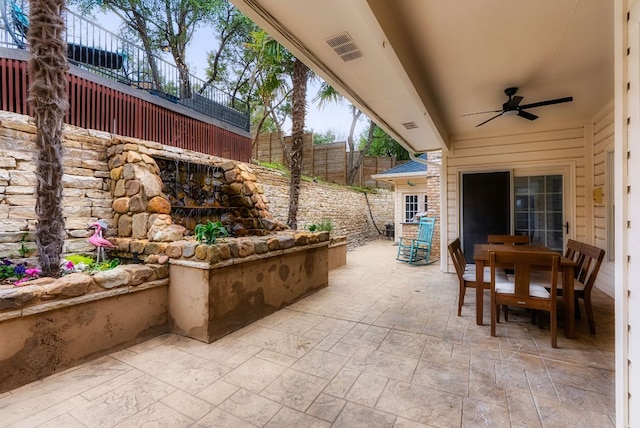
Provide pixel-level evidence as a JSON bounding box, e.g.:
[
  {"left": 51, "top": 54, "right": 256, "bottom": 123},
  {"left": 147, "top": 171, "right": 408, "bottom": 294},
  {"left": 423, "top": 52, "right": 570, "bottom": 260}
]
[{"left": 88, "top": 221, "right": 114, "bottom": 263}]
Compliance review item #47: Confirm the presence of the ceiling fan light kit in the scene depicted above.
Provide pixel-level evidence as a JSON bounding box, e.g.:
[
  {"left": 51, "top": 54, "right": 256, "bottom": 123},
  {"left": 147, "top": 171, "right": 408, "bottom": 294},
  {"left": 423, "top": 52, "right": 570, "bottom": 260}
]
[{"left": 463, "top": 87, "right": 573, "bottom": 127}]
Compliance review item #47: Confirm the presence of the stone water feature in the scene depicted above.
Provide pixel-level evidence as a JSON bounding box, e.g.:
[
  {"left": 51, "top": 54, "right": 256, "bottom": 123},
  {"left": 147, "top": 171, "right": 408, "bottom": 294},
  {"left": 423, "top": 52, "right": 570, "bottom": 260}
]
[
  {"left": 105, "top": 142, "right": 333, "bottom": 344},
  {"left": 156, "top": 158, "right": 272, "bottom": 236}
]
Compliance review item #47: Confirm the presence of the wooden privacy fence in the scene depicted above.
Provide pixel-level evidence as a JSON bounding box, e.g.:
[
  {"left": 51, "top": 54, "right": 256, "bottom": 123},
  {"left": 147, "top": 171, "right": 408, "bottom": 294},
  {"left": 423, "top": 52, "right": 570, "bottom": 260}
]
[
  {"left": 0, "top": 55, "right": 252, "bottom": 162},
  {"left": 253, "top": 133, "right": 399, "bottom": 188}
]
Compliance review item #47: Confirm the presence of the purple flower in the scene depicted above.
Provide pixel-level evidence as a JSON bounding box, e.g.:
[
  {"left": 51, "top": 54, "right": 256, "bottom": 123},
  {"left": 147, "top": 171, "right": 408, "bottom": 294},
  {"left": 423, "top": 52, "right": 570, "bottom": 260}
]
[
  {"left": 14, "top": 264, "right": 26, "bottom": 276},
  {"left": 2, "top": 259, "right": 12, "bottom": 266}
]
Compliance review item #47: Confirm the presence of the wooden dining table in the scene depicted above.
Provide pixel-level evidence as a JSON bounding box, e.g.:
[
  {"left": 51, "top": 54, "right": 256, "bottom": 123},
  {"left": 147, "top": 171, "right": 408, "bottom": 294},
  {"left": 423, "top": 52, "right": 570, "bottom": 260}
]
[{"left": 473, "top": 244, "right": 577, "bottom": 339}]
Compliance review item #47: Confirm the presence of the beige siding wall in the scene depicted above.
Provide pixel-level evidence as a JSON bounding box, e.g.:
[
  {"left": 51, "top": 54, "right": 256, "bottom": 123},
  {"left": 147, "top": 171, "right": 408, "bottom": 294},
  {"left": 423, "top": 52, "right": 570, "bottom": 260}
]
[
  {"left": 592, "top": 102, "right": 615, "bottom": 297},
  {"left": 444, "top": 126, "right": 587, "bottom": 272}
]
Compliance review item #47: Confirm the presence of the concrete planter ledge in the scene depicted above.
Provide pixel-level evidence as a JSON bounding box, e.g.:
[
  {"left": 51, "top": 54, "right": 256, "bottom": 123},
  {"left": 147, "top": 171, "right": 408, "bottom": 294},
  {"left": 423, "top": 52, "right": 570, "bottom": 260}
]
[
  {"left": 0, "top": 232, "right": 344, "bottom": 392},
  {"left": 110, "top": 230, "right": 332, "bottom": 264},
  {"left": 0, "top": 278, "right": 168, "bottom": 322},
  {"left": 169, "top": 240, "right": 330, "bottom": 343},
  {"left": 0, "top": 270, "right": 170, "bottom": 393},
  {"left": 0, "top": 263, "right": 168, "bottom": 313}
]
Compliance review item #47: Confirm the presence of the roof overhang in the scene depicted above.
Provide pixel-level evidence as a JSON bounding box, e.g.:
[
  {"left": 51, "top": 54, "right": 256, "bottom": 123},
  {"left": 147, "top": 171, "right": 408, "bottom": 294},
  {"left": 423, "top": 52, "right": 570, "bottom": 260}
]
[
  {"left": 229, "top": 1, "right": 613, "bottom": 156},
  {"left": 371, "top": 170, "right": 428, "bottom": 185}
]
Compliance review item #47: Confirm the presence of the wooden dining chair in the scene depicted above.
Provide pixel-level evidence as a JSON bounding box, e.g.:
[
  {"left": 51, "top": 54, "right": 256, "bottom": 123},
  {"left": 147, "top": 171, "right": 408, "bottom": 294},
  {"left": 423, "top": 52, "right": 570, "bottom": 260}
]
[
  {"left": 449, "top": 238, "right": 480, "bottom": 316},
  {"left": 558, "top": 242, "right": 605, "bottom": 334},
  {"left": 448, "top": 238, "right": 508, "bottom": 316},
  {"left": 490, "top": 250, "right": 560, "bottom": 348},
  {"left": 487, "top": 234, "right": 530, "bottom": 245},
  {"left": 564, "top": 239, "right": 584, "bottom": 268}
]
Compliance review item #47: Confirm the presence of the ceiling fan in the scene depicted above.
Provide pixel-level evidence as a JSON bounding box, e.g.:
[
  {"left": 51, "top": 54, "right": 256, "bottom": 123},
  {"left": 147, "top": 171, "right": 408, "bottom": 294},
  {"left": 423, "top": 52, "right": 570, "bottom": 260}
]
[{"left": 463, "top": 87, "right": 573, "bottom": 127}]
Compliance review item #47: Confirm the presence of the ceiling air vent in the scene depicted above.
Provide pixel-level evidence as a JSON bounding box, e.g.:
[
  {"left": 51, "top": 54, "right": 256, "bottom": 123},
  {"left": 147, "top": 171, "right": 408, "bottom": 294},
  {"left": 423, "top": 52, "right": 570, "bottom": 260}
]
[
  {"left": 401, "top": 121, "right": 418, "bottom": 130},
  {"left": 325, "top": 32, "right": 363, "bottom": 62}
]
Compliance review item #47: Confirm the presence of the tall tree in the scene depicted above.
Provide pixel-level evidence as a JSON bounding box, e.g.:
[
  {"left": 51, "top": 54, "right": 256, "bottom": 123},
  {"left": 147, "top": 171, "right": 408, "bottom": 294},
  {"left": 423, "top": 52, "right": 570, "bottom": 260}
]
[
  {"left": 71, "top": 0, "right": 163, "bottom": 91},
  {"left": 247, "top": 30, "right": 309, "bottom": 229},
  {"left": 288, "top": 59, "right": 309, "bottom": 229},
  {"left": 200, "top": 1, "right": 256, "bottom": 105},
  {"left": 311, "top": 129, "right": 338, "bottom": 145},
  {"left": 28, "top": 0, "right": 69, "bottom": 276},
  {"left": 359, "top": 126, "right": 410, "bottom": 160},
  {"left": 72, "top": 0, "right": 222, "bottom": 98}
]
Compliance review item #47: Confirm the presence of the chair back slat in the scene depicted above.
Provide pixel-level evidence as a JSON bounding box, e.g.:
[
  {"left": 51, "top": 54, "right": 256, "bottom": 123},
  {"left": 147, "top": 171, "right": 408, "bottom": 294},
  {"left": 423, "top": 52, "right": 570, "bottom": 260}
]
[
  {"left": 490, "top": 250, "right": 559, "bottom": 298},
  {"left": 448, "top": 238, "right": 465, "bottom": 278},
  {"left": 576, "top": 243, "right": 605, "bottom": 292},
  {"left": 417, "top": 217, "right": 435, "bottom": 242},
  {"left": 564, "top": 239, "right": 584, "bottom": 278},
  {"left": 489, "top": 249, "right": 560, "bottom": 347}
]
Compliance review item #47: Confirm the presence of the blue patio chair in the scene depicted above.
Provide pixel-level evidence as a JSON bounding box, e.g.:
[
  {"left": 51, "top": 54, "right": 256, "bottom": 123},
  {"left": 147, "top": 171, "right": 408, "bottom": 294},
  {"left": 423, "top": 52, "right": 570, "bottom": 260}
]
[{"left": 396, "top": 217, "right": 435, "bottom": 265}]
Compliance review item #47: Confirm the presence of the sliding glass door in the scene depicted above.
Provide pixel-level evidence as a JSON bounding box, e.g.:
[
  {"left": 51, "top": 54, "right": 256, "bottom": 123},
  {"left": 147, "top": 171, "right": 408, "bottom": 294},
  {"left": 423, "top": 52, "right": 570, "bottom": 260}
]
[{"left": 514, "top": 174, "right": 564, "bottom": 252}]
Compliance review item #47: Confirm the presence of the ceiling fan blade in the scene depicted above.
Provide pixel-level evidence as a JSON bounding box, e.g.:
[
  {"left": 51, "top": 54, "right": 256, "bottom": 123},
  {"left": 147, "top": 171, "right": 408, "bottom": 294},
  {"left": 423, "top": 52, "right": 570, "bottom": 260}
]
[
  {"left": 504, "top": 95, "right": 523, "bottom": 109},
  {"left": 518, "top": 96, "right": 573, "bottom": 110},
  {"left": 461, "top": 109, "right": 502, "bottom": 116},
  {"left": 475, "top": 112, "right": 503, "bottom": 127},
  {"left": 517, "top": 110, "right": 538, "bottom": 121}
]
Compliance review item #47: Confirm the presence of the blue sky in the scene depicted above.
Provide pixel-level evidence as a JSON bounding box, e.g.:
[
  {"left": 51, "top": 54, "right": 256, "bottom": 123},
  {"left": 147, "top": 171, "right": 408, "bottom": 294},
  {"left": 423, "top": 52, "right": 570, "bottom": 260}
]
[{"left": 86, "top": 7, "right": 367, "bottom": 141}]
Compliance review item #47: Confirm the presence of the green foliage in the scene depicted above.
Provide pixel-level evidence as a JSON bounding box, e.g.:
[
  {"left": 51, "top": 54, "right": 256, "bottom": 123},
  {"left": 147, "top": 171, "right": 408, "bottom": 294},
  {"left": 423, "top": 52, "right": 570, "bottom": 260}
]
[
  {"left": 0, "top": 259, "right": 40, "bottom": 284},
  {"left": 252, "top": 160, "right": 289, "bottom": 174},
  {"left": 0, "top": 259, "right": 26, "bottom": 281},
  {"left": 312, "top": 129, "right": 338, "bottom": 145},
  {"left": 317, "top": 218, "right": 334, "bottom": 232},
  {"left": 358, "top": 126, "right": 410, "bottom": 160},
  {"left": 194, "top": 220, "right": 228, "bottom": 244},
  {"left": 91, "top": 258, "right": 120, "bottom": 272},
  {"left": 313, "top": 82, "right": 343, "bottom": 110},
  {"left": 18, "top": 233, "right": 31, "bottom": 258},
  {"left": 70, "top": 0, "right": 225, "bottom": 97},
  {"left": 307, "top": 218, "right": 334, "bottom": 233},
  {"left": 203, "top": 2, "right": 257, "bottom": 99},
  {"left": 65, "top": 254, "right": 95, "bottom": 265}
]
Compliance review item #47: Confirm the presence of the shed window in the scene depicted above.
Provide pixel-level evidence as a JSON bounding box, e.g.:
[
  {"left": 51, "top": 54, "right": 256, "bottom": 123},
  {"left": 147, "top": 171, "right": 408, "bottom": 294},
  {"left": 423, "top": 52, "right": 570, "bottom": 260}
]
[
  {"left": 404, "top": 194, "right": 429, "bottom": 222},
  {"left": 405, "top": 195, "right": 418, "bottom": 222}
]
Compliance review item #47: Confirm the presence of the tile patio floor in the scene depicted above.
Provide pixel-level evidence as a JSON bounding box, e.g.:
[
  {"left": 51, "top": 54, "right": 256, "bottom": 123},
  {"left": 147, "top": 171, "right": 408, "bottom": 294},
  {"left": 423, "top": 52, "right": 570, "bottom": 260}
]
[{"left": 0, "top": 240, "right": 615, "bottom": 427}]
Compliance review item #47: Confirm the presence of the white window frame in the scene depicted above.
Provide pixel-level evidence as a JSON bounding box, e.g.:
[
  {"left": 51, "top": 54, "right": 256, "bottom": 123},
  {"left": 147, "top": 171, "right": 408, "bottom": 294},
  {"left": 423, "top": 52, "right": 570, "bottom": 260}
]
[
  {"left": 513, "top": 164, "right": 574, "bottom": 249},
  {"left": 402, "top": 192, "right": 429, "bottom": 223}
]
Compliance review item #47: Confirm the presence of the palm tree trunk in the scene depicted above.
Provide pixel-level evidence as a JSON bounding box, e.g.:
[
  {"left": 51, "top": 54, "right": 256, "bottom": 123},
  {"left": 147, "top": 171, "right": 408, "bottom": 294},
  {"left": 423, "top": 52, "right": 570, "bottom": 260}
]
[
  {"left": 28, "top": 0, "right": 68, "bottom": 277},
  {"left": 287, "top": 59, "right": 308, "bottom": 229}
]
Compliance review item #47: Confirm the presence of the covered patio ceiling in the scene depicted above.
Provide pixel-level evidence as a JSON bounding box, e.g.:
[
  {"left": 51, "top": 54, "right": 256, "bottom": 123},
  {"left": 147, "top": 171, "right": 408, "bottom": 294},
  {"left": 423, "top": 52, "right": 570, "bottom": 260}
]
[{"left": 229, "top": 0, "right": 614, "bottom": 154}]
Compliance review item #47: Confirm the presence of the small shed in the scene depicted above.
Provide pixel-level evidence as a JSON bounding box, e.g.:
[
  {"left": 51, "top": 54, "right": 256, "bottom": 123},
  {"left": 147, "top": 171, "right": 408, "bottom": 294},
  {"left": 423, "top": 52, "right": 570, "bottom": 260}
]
[{"left": 372, "top": 152, "right": 441, "bottom": 259}]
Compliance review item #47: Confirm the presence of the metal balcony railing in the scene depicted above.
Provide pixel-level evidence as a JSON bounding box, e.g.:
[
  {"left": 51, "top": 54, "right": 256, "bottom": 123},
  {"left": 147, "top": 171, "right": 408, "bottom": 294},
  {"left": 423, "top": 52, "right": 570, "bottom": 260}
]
[{"left": 0, "top": 0, "right": 250, "bottom": 131}]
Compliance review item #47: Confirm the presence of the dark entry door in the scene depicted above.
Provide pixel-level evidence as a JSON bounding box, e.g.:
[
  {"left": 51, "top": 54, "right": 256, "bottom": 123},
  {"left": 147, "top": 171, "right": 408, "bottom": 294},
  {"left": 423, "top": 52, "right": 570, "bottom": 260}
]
[{"left": 461, "top": 171, "right": 511, "bottom": 262}]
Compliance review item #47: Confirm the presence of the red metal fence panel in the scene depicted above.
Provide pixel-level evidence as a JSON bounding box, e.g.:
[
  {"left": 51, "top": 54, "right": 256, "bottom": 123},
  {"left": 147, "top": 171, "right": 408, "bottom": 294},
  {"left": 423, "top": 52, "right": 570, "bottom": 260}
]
[{"left": 0, "top": 57, "right": 251, "bottom": 162}]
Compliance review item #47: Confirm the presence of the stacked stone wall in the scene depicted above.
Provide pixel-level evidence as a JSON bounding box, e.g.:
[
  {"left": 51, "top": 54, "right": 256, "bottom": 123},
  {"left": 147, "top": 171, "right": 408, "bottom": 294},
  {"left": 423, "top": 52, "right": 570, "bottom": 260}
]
[
  {"left": 254, "top": 165, "right": 394, "bottom": 247},
  {"left": 0, "top": 111, "right": 393, "bottom": 257},
  {"left": 0, "top": 112, "right": 113, "bottom": 260}
]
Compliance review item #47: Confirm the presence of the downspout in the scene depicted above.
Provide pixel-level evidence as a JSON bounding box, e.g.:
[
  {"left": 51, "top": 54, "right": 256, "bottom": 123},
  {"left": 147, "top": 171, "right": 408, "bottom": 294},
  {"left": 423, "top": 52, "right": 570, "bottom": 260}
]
[{"left": 409, "top": 151, "right": 441, "bottom": 169}]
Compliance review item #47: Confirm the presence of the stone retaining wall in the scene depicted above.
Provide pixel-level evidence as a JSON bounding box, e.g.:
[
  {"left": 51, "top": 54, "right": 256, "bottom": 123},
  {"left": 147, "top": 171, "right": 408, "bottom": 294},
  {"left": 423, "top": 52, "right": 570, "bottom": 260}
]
[
  {"left": 0, "top": 111, "right": 392, "bottom": 258},
  {"left": 255, "top": 166, "right": 394, "bottom": 247},
  {"left": 0, "top": 112, "right": 113, "bottom": 259}
]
